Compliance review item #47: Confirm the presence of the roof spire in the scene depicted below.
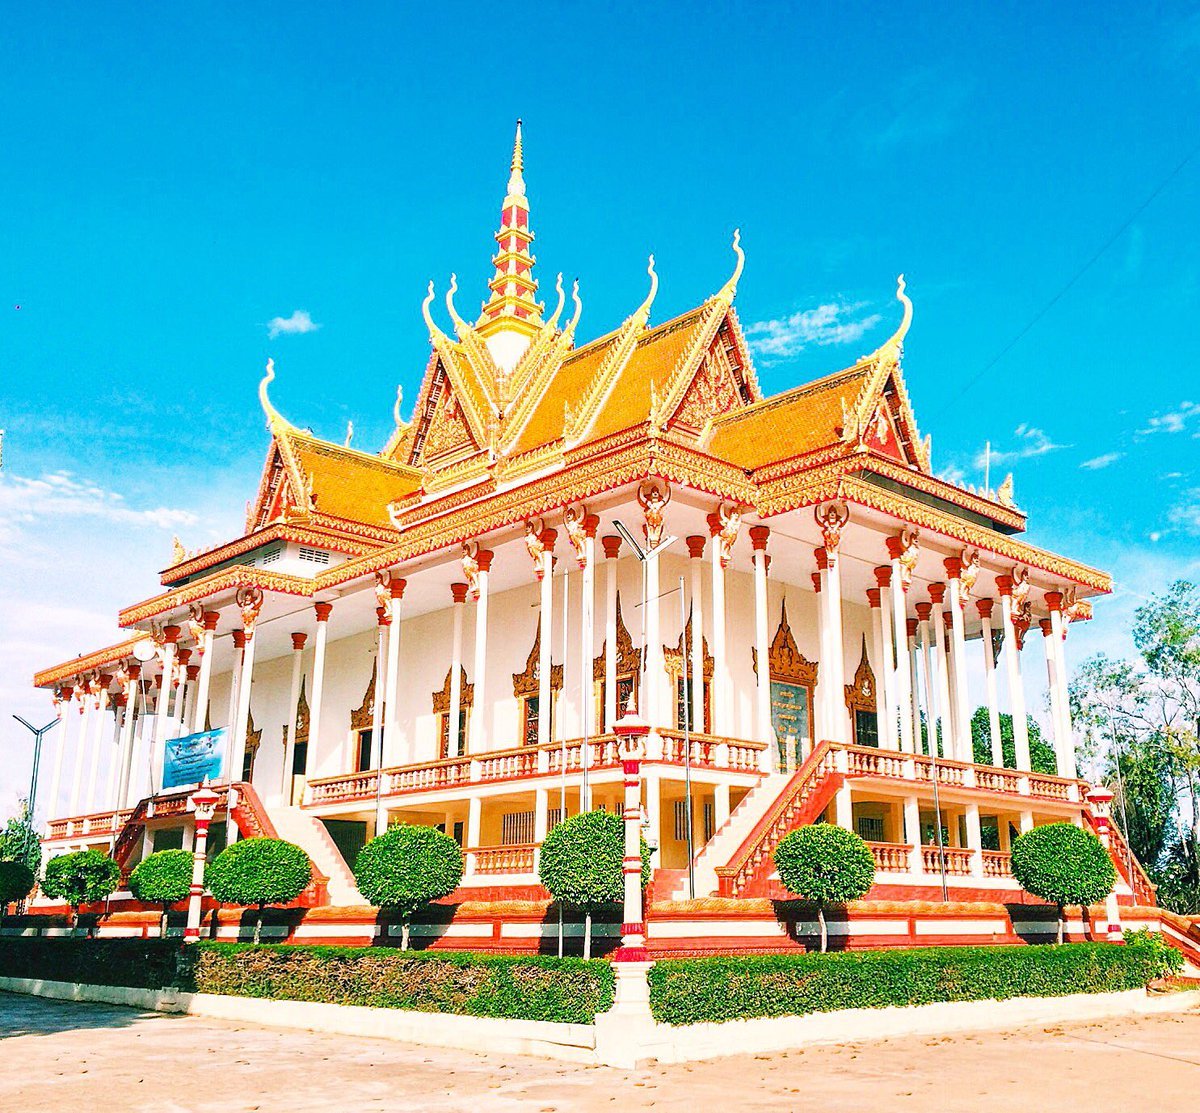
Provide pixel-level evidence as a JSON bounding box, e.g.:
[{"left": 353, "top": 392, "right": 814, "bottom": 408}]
[{"left": 477, "top": 121, "right": 542, "bottom": 369}]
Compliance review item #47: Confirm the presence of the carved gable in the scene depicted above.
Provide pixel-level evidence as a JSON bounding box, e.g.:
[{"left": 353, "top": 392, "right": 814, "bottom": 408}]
[
  {"left": 668, "top": 318, "right": 753, "bottom": 433},
  {"left": 409, "top": 359, "right": 480, "bottom": 467},
  {"left": 753, "top": 601, "right": 818, "bottom": 685},
  {"left": 513, "top": 618, "right": 563, "bottom": 697}
]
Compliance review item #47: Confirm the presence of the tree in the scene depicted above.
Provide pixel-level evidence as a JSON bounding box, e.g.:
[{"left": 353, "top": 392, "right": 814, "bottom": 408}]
[
  {"left": 0, "top": 799, "right": 41, "bottom": 877},
  {"left": 0, "top": 860, "right": 35, "bottom": 923},
  {"left": 538, "top": 810, "right": 652, "bottom": 959},
  {"left": 773, "top": 823, "right": 875, "bottom": 952},
  {"left": 40, "top": 849, "right": 121, "bottom": 930},
  {"left": 1010, "top": 823, "right": 1116, "bottom": 944},
  {"left": 205, "top": 838, "right": 312, "bottom": 944},
  {"left": 970, "top": 708, "right": 1057, "bottom": 775},
  {"left": 353, "top": 824, "right": 464, "bottom": 951},
  {"left": 129, "top": 849, "right": 194, "bottom": 937}
]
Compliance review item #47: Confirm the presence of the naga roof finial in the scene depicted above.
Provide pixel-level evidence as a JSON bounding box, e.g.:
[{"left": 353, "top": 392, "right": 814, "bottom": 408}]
[
  {"left": 546, "top": 273, "right": 566, "bottom": 329},
  {"left": 631, "top": 255, "right": 658, "bottom": 328},
  {"left": 714, "top": 228, "right": 745, "bottom": 304},
  {"left": 422, "top": 280, "right": 452, "bottom": 348},
  {"left": 393, "top": 385, "right": 405, "bottom": 428},
  {"left": 446, "top": 272, "right": 470, "bottom": 336},
  {"left": 258, "top": 358, "right": 294, "bottom": 435},
  {"left": 566, "top": 278, "right": 582, "bottom": 335},
  {"left": 892, "top": 273, "right": 913, "bottom": 346}
]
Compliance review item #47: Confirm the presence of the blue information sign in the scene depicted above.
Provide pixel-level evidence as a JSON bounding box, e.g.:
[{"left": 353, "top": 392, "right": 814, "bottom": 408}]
[{"left": 162, "top": 728, "right": 226, "bottom": 789}]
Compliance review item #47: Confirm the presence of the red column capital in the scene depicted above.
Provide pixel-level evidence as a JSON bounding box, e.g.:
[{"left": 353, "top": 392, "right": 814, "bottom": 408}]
[
  {"left": 976, "top": 599, "right": 995, "bottom": 619},
  {"left": 915, "top": 602, "right": 932, "bottom": 622},
  {"left": 475, "top": 549, "right": 495, "bottom": 573},
  {"left": 602, "top": 535, "right": 622, "bottom": 559},
  {"left": 995, "top": 575, "right": 1014, "bottom": 597},
  {"left": 451, "top": 582, "right": 469, "bottom": 604},
  {"left": 867, "top": 588, "right": 881, "bottom": 608},
  {"left": 928, "top": 583, "right": 946, "bottom": 606},
  {"left": 1045, "top": 591, "right": 1064, "bottom": 613},
  {"left": 686, "top": 535, "right": 706, "bottom": 559},
  {"left": 203, "top": 611, "right": 220, "bottom": 631},
  {"left": 314, "top": 602, "right": 333, "bottom": 622},
  {"left": 389, "top": 578, "right": 407, "bottom": 600},
  {"left": 163, "top": 625, "right": 182, "bottom": 644},
  {"left": 874, "top": 565, "right": 892, "bottom": 588},
  {"left": 814, "top": 547, "right": 830, "bottom": 571},
  {"left": 943, "top": 557, "right": 963, "bottom": 580},
  {"left": 749, "top": 525, "right": 770, "bottom": 551},
  {"left": 231, "top": 630, "right": 247, "bottom": 650},
  {"left": 291, "top": 632, "right": 308, "bottom": 650}
]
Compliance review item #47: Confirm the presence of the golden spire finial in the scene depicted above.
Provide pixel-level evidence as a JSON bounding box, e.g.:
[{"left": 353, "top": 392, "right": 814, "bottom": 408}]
[
  {"left": 446, "top": 273, "right": 470, "bottom": 336},
  {"left": 715, "top": 229, "right": 745, "bottom": 304},
  {"left": 508, "top": 119, "right": 525, "bottom": 197},
  {"left": 421, "top": 281, "right": 451, "bottom": 347},
  {"left": 631, "top": 256, "right": 658, "bottom": 328},
  {"left": 258, "top": 357, "right": 294, "bottom": 434},
  {"left": 871, "top": 274, "right": 914, "bottom": 360}
]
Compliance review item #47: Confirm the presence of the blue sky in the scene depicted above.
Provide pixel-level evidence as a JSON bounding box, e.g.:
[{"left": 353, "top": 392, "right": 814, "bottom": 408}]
[{"left": 2, "top": 3, "right": 1199, "bottom": 812}]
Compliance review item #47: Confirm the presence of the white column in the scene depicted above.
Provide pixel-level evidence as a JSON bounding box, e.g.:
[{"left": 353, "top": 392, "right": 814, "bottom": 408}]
[
  {"left": 931, "top": 591, "right": 954, "bottom": 760},
  {"left": 117, "top": 670, "right": 140, "bottom": 808},
  {"left": 645, "top": 541, "right": 662, "bottom": 729},
  {"left": 823, "top": 548, "right": 848, "bottom": 743},
  {"left": 370, "top": 612, "right": 388, "bottom": 758},
  {"left": 104, "top": 694, "right": 124, "bottom": 809},
  {"left": 945, "top": 560, "right": 973, "bottom": 760},
  {"left": 714, "top": 782, "right": 731, "bottom": 828},
  {"left": 190, "top": 612, "right": 218, "bottom": 734},
  {"left": 708, "top": 517, "right": 730, "bottom": 734},
  {"left": 85, "top": 685, "right": 110, "bottom": 811},
  {"left": 383, "top": 581, "right": 406, "bottom": 764},
  {"left": 888, "top": 549, "right": 916, "bottom": 754},
  {"left": 538, "top": 530, "right": 555, "bottom": 746},
  {"left": 153, "top": 629, "right": 180, "bottom": 795},
  {"left": 471, "top": 550, "right": 494, "bottom": 751},
  {"left": 281, "top": 632, "right": 307, "bottom": 803},
  {"left": 603, "top": 536, "right": 620, "bottom": 729},
  {"left": 872, "top": 576, "right": 898, "bottom": 749},
  {"left": 173, "top": 652, "right": 193, "bottom": 739},
  {"left": 1040, "top": 617, "right": 1067, "bottom": 777},
  {"left": 466, "top": 795, "right": 482, "bottom": 874},
  {"left": 1047, "top": 594, "right": 1076, "bottom": 778},
  {"left": 906, "top": 620, "right": 922, "bottom": 750},
  {"left": 812, "top": 570, "right": 829, "bottom": 741},
  {"left": 448, "top": 582, "right": 467, "bottom": 757},
  {"left": 580, "top": 524, "right": 597, "bottom": 750},
  {"left": 687, "top": 537, "right": 706, "bottom": 734},
  {"left": 225, "top": 632, "right": 244, "bottom": 735},
  {"left": 230, "top": 626, "right": 258, "bottom": 787},
  {"left": 68, "top": 693, "right": 91, "bottom": 815},
  {"left": 998, "top": 579, "right": 1031, "bottom": 771},
  {"left": 978, "top": 601, "right": 1003, "bottom": 767},
  {"left": 964, "top": 801, "right": 984, "bottom": 877},
  {"left": 308, "top": 602, "right": 333, "bottom": 774},
  {"left": 533, "top": 785, "right": 550, "bottom": 869},
  {"left": 751, "top": 527, "right": 771, "bottom": 749},
  {"left": 47, "top": 696, "right": 72, "bottom": 819},
  {"left": 917, "top": 606, "right": 938, "bottom": 756}
]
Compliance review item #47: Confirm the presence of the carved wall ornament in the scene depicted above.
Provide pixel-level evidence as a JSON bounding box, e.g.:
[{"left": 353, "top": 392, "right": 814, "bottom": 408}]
[
  {"left": 663, "top": 610, "right": 715, "bottom": 680},
  {"left": 959, "top": 548, "right": 980, "bottom": 605},
  {"left": 350, "top": 661, "right": 377, "bottom": 732},
  {"left": 235, "top": 584, "right": 265, "bottom": 636},
  {"left": 752, "top": 601, "right": 819, "bottom": 686},
  {"left": 1010, "top": 565, "right": 1031, "bottom": 609},
  {"left": 716, "top": 502, "right": 742, "bottom": 568},
  {"left": 563, "top": 504, "right": 588, "bottom": 569},
  {"left": 637, "top": 480, "right": 671, "bottom": 549},
  {"left": 591, "top": 593, "right": 642, "bottom": 680},
  {"left": 461, "top": 541, "right": 481, "bottom": 600},
  {"left": 431, "top": 665, "right": 474, "bottom": 716},
  {"left": 893, "top": 528, "right": 920, "bottom": 588},
  {"left": 844, "top": 636, "right": 878, "bottom": 717},
  {"left": 815, "top": 501, "right": 850, "bottom": 554},
  {"left": 187, "top": 602, "right": 206, "bottom": 647},
  {"left": 373, "top": 569, "right": 394, "bottom": 611},
  {"left": 512, "top": 619, "right": 563, "bottom": 697},
  {"left": 525, "top": 518, "right": 547, "bottom": 578}
]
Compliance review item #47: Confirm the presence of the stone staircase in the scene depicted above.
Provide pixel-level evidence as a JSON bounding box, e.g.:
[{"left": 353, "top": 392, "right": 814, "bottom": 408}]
[
  {"left": 268, "top": 805, "right": 365, "bottom": 906},
  {"left": 667, "top": 772, "right": 791, "bottom": 900}
]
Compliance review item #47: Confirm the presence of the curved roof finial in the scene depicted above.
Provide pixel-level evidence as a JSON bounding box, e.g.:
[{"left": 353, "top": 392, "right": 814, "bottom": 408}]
[
  {"left": 446, "top": 273, "right": 470, "bottom": 336},
  {"left": 631, "top": 255, "right": 658, "bottom": 327},
  {"left": 546, "top": 273, "right": 566, "bottom": 329},
  {"left": 258, "top": 358, "right": 293, "bottom": 434},
  {"left": 715, "top": 228, "right": 744, "bottom": 304},
  {"left": 873, "top": 274, "right": 913, "bottom": 359},
  {"left": 566, "top": 278, "right": 582, "bottom": 335},
  {"left": 393, "top": 385, "right": 405, "bottom": 428},
  {"left": 422, "top": 280, "right": 451, "bottom": 347}
]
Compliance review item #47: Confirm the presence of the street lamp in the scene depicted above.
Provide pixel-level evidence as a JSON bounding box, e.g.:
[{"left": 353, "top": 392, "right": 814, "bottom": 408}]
[
  {"left": 184, "top": 780, "right": 221, "bottom": 943},
  {"left": 13, "top": 714, "right": 59, "bottom": 872},
  {"left": 613, "top": 701, "right": 650, "bottom": 964}
]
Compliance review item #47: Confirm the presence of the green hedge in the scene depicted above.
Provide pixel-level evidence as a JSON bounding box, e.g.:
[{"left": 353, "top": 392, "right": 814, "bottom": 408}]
[
  {"left": 0, "top": 938, "right": 181, "bottom": 990},
  {"left": 176, "top": 943, "right": 614, "bottom": 1023},
  {"left": 648, "top": 941, "right": 1179, "bottom": 1025}
]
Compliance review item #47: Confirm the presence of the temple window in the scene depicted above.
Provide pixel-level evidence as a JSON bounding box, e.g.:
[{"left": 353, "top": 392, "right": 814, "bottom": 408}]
[
  {"left": 592, "top": 594, "right": 641, "bottom": 732},
  {"left": 844, "top": 637, "right": 879, "bottom": 749},
  {"left": 755, "top": 601, "right": 818, "bottom": 770},
  {"left": 432, "top": 665, "right": 473, "bottom": 759},
  {"left": 513, "top": 619, "right": 562, "bottom": 745},
  {"left": 240, "top": 709, "right": 262, "bottom": 782},
  {"left": 664, "top": 611, "right": 713, "bottom": 732},
  {"left": 349, "top": 664, "right": 379, "bottom": 770}
]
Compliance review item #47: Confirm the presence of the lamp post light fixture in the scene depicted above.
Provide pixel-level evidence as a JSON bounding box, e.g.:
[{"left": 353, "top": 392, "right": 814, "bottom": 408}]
[
  {"left": 1085, "top": 784, "right": 1123, "bottom": 942},
  {"left": 612, "top": 701, "right": 650, "bottom": 965},
  {"left": 184, "top": 780, "right": 221, "bottom": 943}
]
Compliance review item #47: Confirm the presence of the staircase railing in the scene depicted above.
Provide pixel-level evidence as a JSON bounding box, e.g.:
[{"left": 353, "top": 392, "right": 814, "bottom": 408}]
[
  {"left": 1087, "top": 812, "right": 1156, "bottom": 906},
  {"left": 714, "top": 740, "right": 840, "bottom": 897}
]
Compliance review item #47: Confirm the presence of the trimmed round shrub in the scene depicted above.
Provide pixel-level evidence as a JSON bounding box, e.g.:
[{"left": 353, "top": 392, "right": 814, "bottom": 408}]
[
  {"left": 773, "top": 824, "right": 876, "bottom": 952},
  {"left": 40, "top": 849, "right": 121, "bottom": 928},
  {"left": 1011, "top": 823, "right": 1116, "bottom": 944},
  {"left": 354, "top": 824, "right": 464, "bottom": 950},
  {"left": 538, "top": 810, "right": 652, "bottom": 958},
  {"left": 0, "top": 860, "right": 36, "bottom": 919},
  {"left": 205, "top": 838, "right": 312, "bottom": 944},
  {"left": 129, "top": 849, "right": 194, "bottom": 936}
]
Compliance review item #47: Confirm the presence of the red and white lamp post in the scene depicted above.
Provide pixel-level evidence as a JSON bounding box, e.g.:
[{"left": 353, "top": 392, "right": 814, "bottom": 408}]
[
  {"left": 1086, "top": 785, "right": 1123, "bottom": 942},
  {"left": 184, "top": 780, "right": 221, "bottom": 943},
  {"left": 613, "top": 702, "right": 650, "bottom": 963}
]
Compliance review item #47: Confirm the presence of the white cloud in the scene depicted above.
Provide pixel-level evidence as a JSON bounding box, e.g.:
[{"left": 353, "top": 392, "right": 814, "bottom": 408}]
[
  {"left": 0, "top": 471, "right": 198, "bottom": 547},
  {"left": 1168, "top": 491, "right": 1200, "bottom": 535},
  {"left": 266, "top": 309, "right": 321, "bottom": 339},
  {"left": 744, "top": 302, "right": 882, "bottom": 364},
  {"left": 1137, "top": 400, "right": 1200, "bottom": 436},
  {"left": 1079, "top": 452, "right": 1123, "bottom": 470},
  {"left": 975, "top": 424, "right": 1068, "bottom": 468}
]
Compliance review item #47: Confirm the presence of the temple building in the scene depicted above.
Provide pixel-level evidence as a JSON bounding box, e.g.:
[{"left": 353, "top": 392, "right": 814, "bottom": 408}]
[{"left": 32, "top": 124, "right": 1150, "bottom": 922}]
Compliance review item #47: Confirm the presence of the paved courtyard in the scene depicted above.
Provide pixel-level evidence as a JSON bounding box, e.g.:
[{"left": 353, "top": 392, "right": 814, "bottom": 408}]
[{"left": 1, "top": 992, "right": 1198, "bottom": 1112}]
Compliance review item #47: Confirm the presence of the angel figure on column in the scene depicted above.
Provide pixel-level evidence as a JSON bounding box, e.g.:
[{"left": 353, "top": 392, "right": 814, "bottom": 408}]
[{"left": 637, "top": 481, "right": 671, "bottom": 549}]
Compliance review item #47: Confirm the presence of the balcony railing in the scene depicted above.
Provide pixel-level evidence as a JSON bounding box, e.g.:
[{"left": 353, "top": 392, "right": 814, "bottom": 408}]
[
  {"left": 45, "top": 809, "right": 135, "bottom": 841},
  {"left": 920, "top": 844, "right": 975, "bottom": 875},
  {"left": 467, "top": 844, "right": 537, "bottom": 874},
  {"left": 305, "top": 731, "right": 769, "bottom": 807},
  {"left": 981, "top": 849, "right": 1013, "bottom": 878},
  {"left": 866, "top": 840, "right": 912, "bottom": 873}
]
